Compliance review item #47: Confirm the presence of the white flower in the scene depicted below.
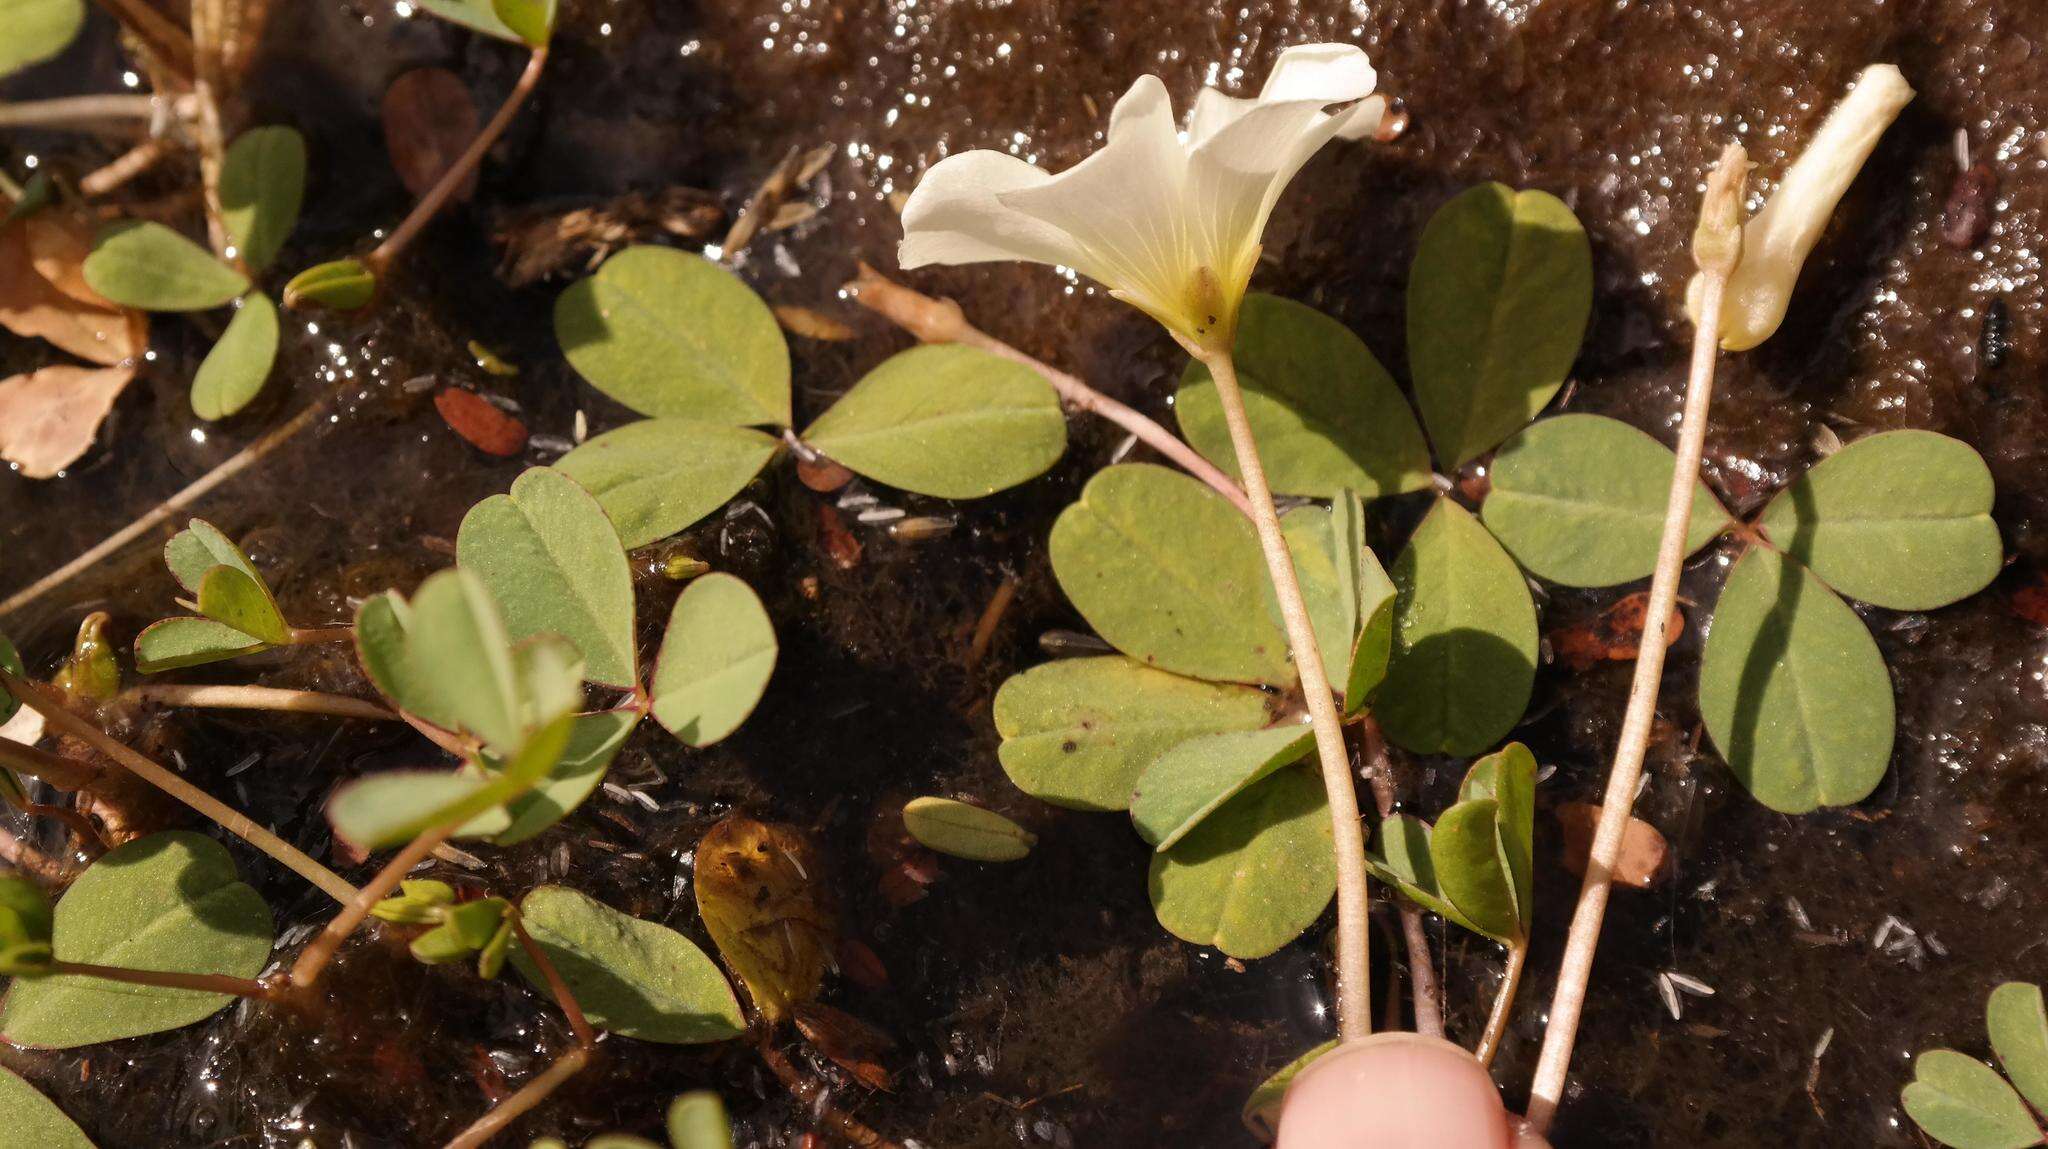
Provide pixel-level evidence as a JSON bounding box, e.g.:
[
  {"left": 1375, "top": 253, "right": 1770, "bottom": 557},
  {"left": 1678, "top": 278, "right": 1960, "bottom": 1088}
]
[{"left": 898, "top": 44, "right": 1382, "bottom": 350}]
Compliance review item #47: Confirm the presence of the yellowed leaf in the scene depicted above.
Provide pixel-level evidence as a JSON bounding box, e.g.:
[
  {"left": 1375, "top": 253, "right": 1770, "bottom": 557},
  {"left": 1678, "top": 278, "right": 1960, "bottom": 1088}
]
[
  {"left": 0, "top": 223, "right": 147, "bottom": 366},
  {"left": 23, "top": 212, "right": 113, "bottom": 307},
  {"left": 0, "top": 364, "right": 138, "bottom": 478},
  {"left": 693, "top": 813, "right": 836, "bottom": 1024}
]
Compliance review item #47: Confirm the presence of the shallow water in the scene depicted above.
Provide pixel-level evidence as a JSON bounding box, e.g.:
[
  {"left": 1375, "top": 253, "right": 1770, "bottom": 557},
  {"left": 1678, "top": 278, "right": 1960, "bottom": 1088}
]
[{"left": 3, "top": 1, "right": 2046, "bottom": 1146}]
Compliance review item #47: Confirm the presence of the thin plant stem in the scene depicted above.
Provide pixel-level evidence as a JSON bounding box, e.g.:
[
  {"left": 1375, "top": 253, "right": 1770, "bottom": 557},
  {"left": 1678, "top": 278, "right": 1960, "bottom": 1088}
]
[
  {"left": 1196, "top": 345, "right": 1371, "bottom": 1042},
  {"left": 440, "top": 1045, "right": 591, "bottom": 1149},
  {"left": 366, "top": 47, "right": 549, "bottom": 276},
  {"left": 0, "top": 736, "right": 106, "bottom": 791},
  {"left": 188, "top": 0, "right": 232, "bottom": 260},
  {"left": 0, "top": 399, "right": 330, "bottom": 623},
  {"left": 1474, "top": 940, "right": 1528, "bottom": 1068},
  {"left": 78, "top": 138, "right": 173, "bottom": 197},
  {"left": 50, "top": 958, "right": 276, "bottom": 1000},
  {"left": 846, "top": 266, "right": 1256, "bottom": 518},
  {"left": 0, "top": 94, "right": 171, "bottom": 130},
  {"left": 290, "top": 823, "right": 454, "bottom": 988},
  {"left": 91, "top": 0, "right": 196, "bottom": 76},
  {"left": 288, "top": 626, "right": 354, "bottom": 645},
  {"left": 123, "top": 683, "right": 396, "bottom": 722},
  {"left": 1525, "top": 142, "right": 1750, "bottom": 1133},
  {"left": 514, "top": 918, "right": 595, "bottom": 1050},
  {"left": 19, "top": 801, "right": 107, "bottom": 852},
  {"left": 1358, "top": 715, "right": 1440, "bottom": 1037},
  {"left": 0, "top": 668, "right": 359, "bottom": 904}
]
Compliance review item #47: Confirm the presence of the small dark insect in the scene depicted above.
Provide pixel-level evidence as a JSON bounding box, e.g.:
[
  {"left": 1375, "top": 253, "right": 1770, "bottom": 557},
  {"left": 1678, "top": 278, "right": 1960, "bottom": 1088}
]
[
  {"left": 1941, "top": 162, "right": 1996, "bottom": 249},
  {"left": 1980, "top": 296, "right": 2011, "bottom": 372}
]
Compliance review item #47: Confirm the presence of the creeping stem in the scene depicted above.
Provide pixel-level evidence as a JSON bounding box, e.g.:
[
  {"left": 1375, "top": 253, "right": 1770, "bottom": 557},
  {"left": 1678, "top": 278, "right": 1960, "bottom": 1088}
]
[
  {"left": 1358, "top": 716, "right": 1440, "bottom": 1036},
  {"left": 1524, "top": 142, "right": 1749, "bottom": 1132},
  {"left": 123, "top": 683, "right": 395, "bottom": 722},
  {"left": 1474, "top": 939, "right": 1528, "bottom": 1069},
  {"left": 49, "top": 959, "right": 277, "bottom": 1000},
  {"left": 290, "top": 824, "right": 455, "bottom": 988},
  {"left": 1195, "top": 345, "right": 1372, "bottom": 1042}
]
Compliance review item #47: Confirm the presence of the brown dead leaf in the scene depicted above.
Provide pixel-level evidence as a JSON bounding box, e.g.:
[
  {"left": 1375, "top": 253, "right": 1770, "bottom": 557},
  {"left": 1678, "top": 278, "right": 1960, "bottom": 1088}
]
[
  {"left": 792, "top": 1002, "right": 895, "bottom": 1091},
  {"left": 383, "top": 68, "right": 480, "bottom": 201},
  {"left": 773, "top": 304, "right": 856, "bottom": 342},
  {"left": 0, "top": 222, "right": 148, "bottom": 366},
  {"left": 1555, "top": 801, "right": 1670, "bottom": 889},
  {"left": 435, "top": 388, "right": 529, "bottom": 457},
  {"left": 24, "top": 212, "right": 115, "bottom": 307},
  {"left": 695, "top": 813, "right": 837, "bottom": 1024},
  {"left": 816, "top": 503, "right": 863, "bottom": 570},
  {"left": 0, "top": 364, "right": 139, "bottom": 478},
  {"left": 1549, "top": 591, "right": 1683, "bottom": 672}
]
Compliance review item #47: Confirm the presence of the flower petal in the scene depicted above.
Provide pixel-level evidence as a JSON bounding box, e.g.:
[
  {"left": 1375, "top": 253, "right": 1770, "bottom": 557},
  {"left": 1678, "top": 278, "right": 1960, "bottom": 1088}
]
[
  {"left": 1186, "top": 87, "right": 1251, "bottom": 149},
  {"left": 898, "top": 150, "right": 1080, "bottom": 271},
  {"left": 1255, "top": 43, "right": 1377, "bottom": 105},
  {"left": 1186, "top": 97, "right": 1350, "bottom": 285}
]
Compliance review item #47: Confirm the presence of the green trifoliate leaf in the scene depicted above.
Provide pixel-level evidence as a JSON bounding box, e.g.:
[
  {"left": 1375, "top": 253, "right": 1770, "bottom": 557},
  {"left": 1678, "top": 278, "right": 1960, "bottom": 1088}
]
[
  {"left": 556, "top": 246, "right": 790, "bottom": 426},
  {"left": 1407, "top": 184, "right": 1592, "bottom": 469},
  {"left": 491, "top": 0, "right": 554, "bottom": 46},
  {"left": 0, "top": 0, "right": 83, "bottom": 79},
  {"left": 133, "top": 616, "right": 269, "bottom": 673},
  {"left": 281, "top": 258, "right": 376, "bottom": 311},
  {"left": 1698, "top": 546, "right": 1893, "bottom": 813},
  {"left": 1482, "top": 414, "right": 1733, "bottom": 587},
  {"left": 416, "top": 0, "right": 523, "bottom": 41},
  {"left": 1902, "top": 1050, "right": 2043, "bottom": 1149},
  {"left": 1460, "top": 742, "right": 1536, "bottom": 927},
  {"left": 992, "top": 656, "right": 1274, "bottom": 812},
  {"left": 1148, "top": 763, "right": 1334, "bottom": 960},
  {"left": 1430, "top": 798, "right": 1521, "bottom": 943},
  {"left": 196, "top": 565, "right": 290, "bottom": 645},
  {"left": 0, "top": 1068, "right": 95, "bottom": 1149},
  {"left": 802, "top": 344, "right": 1066, "bottom": 499},
  {"left": 1364, "top": 813, "right": 1487, "bottom": 936},
  {"left": 191, "top": 291, "right": 280, "bottom": 420},
  {"left": 459, "top": 466, "right": 638, "bottom": 689},
  {"left": 1243, "top": 1040, "right": 1338, "bottom": 1141},
  {"left": 901, "top": 797, "right": 1036, "bottom": 862},
  {"left": 370, "top": 879, "right": 458, "bottom": 925},
  {"left": 330, "top": 711, "right": 574, "bottom": 849},
  {"left": 1374, "top": 498, "right": 1538, "bottom": 756},
  {"left": 650, "top": 573, "right": 777, "bottom": 747},
  {"left": 219, "top": 127, "right": 305, "bottom": 273},
  {"left": 1177, "top": 293, "right": 1431, "bottom": 499},
  {"left": 1129, "top": 724, "right": 1313, "bottom": 851},
  {"left": 556, "top": 419, "right": 780, "bottom": 550},
  {"left": 82, "top": 221, "right": 249, "bottom": 312},
  {"left": 1757, "top": 429, "right": 2001, "bottom": 611},
  {"left": 510, "top": 885, "right": 746, "bottom": 1044},
  {"left": 464, "top": 709, "right": 639, "bottom": 846},
  {"left": 0, "top": 831, "right": 273, "bottom": 1049},
  {"left": 476, "top": 914, "right": 513, "bottom": 979},
  {"left": 165, "top": 519, "right": 264, "bottom": 594},
  {"left": 0, "top": 875, "right": 54, "bottom": 976},
  {"left": 1990, "top": 983, "right": 2048, "bottom": 1117},
  {"left": 408, "top": 897, "right": 510, "bottom": 964},
  {"left": 668, "top": 1091, "right": 733, "bottom": 1149},
  {"left": 1049, "top": 464, "right": 1288, "bottom": 686},
  {"left": 0, "top": 631, "right": 22, "bottom": 723}
]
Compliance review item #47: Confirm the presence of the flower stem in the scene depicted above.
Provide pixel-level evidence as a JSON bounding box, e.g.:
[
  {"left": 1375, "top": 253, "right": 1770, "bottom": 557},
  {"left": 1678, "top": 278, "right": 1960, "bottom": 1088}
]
[
  {"left": 1524, "top": 142, "right": 1749, "bottom": 1133},
  {"left": 0, "top": 667, "right": 359, "bottom": 905},
  {"left": 1195, "top": 345, "right": 1371, "bottom": 1042},
  {"left": 123, "top": 683, "right": 395, "bottom": 722},
  {"left": 1475, "top": 940, "right": 1527, "bottom": 1068},
  {"left": 847, "top": 266, "right": 1256, "bottom": 518},
  {"left": 290, "top": 823, "right": 453, "bottom": 988},
  {"left": 50, "top": 959, "right": 276, "bottom": 1000},
  {"left": 440, "top": 1045, "right": 591, "bottom": 1149},
  {"left": 365, "top": 47, "right": 549, "bottom": 277}
]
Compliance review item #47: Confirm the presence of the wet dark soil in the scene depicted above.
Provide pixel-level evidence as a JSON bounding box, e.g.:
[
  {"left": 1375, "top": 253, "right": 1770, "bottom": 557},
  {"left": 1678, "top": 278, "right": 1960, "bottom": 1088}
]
[{"left": 4, "top": 1, "right": 2047, "bottom": 1146}]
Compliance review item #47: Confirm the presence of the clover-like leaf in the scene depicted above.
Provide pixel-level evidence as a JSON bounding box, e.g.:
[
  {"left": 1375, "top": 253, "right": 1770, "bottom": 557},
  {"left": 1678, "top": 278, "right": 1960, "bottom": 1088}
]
[
  {"left": 1374, "top": 498, "right": 1538, "bottom": 756},
  {"left": 1483, "top": 414, "right": 1732, "bottom": 587},
  {"left": 82, "top": 221, "right": 248, "bottom": 312},
  {"left": 0, "top": 1068, "right": 94, "bottom": 1149},
  {"left": 1148, "top": 763, "right": 1334, "bottom": 960},
  {"left": 133, "top": 616, "right": 268, "bottom": 673},
  {"left": 1902, "top": 1050, "right": 2044, "bottom": 1149},
  {"left": 992, "top": 656, "right": 1274, "bottom": 812},
  {"left": 332, "top": 710, "right": 573, "bottom": 850},
  {"left": 491, "top": 0, "right": 555, "bottom": 46},
  {"left": 556, "top": 419, "right": 780, "bottom": 550},
  {"left": 693, "top": 814, "right": 834, "bottom": 1025},
  {"left": 650, "top": 573, "right": 776, "bottom": 747},
  {"left": 191, "top": 291, "right": 280, "bottom": 420},
  {"left": 1758, "top": 430, "right": 2001, "bottom": 611},
  {"left": 1699, "top": 546, "right": 1893, "bottom": 813},
  {"left": 164, "top": 518, "right": 265, "bottom": 594},
  {"left": 1363, "top": 813, "right": 1487, "bottom": 936},
  {"left": 556, "top": 246, "right": 790, "bottom": 426},
  {"left": 196, "top": 565, "right": 290, "bottom": 645},
  {"left": 802, "top": 344, "right": 1066, "bottom": 499},
  {"left": 1129, "top": 724, "right": 1313, "bottom": 852},
  {"left": 1460, "top": 742, "right": 1536, "bottom": 929},
  {"left": 219, "top": 127, "right": 305, "bottom": 273},
  {"left": 1049, "top": 463, "right": 1289, "bottom": 685},
  {"left": 1243, "top": 1040, "right": 1338, "bottom": 1142},
  {"left": 1990, "top": 983, "right": 2048, "bottom": 1118},
  {"left": 464, "top": 709, "right": 639, "bottom": 846},
  {"left": 1177, "top": 294, "right": 1431, "bottom": 499},
  {"left": 0, "top": 832, "right": 272, "bottom": 1048},
  {"left": 512, "top": 885, "right": 746, "bottom": 1043},
  {"left": 1430, "top": 798, "right": 1521, "bottom": 943},
  {"left": 459, "top": 467, "right": 637, "bottom": 689},
  {"left": 668, "top": 1092, "right": 733, "bottom": 1149},
  {"left": 902, "top": 797, "right": 1036, "bottom": 862},
  {"left": 281, "top": 258, "right": 376, "bottom": 311},
  {"left": 1408, "top": 184, "right": 1592, "bottom": 469},
  {"left": 370, "top": 878, "right": 457, "bottom": 924},
  {"left": 1, "top": 0, "right": 84, "bottom": 79}
]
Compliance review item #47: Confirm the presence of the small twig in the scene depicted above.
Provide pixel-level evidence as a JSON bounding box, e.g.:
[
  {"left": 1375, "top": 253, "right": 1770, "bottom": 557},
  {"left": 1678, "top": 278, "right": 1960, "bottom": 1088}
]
[
  {"left": 366, "top": 47, "right": 550, "bottom": 276},
  {"left": 91, "top": 0, "right": 197, "bottom": 77},
  {"left": 440, "top": 1045, "right": 591, "bottom": 1149},
  {"left": 965, "top": 574, "right": 1020, "bottom": 667},
  {"left": 1358, "top": 716, "right": 1440, "bottom": 1037},
  {"left": 188, "top": 0, "right": 232, "bottom": 260},
  {"left": 287, "top": 626, "right": 354, "bottom": 645},
  {"left": 1195, "top": 343, "right": 1370, "bottom": 1042},
  {"left": 1525, "top": 142, "right": 1750, "bottom": 1134},
  {"left": 50, "top": 958, "right": 276, "bottom": 999},
  {"left": 0, "top": 667, "right": 359, "bottom": 904},
  {"left": 846, "top": 266, "right": 1256, "bottom": 519},
  {"left": 720, "top": 144, "right": 801, "bottom": 258},
  {"left": 122, "top": 683, "right": 396, "bottom": 722},
  {"left": 290, "top": 823, "right": 453, "bottom": 987},
  {"left": 0, "top": 94, "right": 174, "bottom": 131},
  {"left": 1474, "top": 940, "right": 1528, "bottom": 1068},
  {"left": 0, "top": 735, "right": 107, "bottom": 792},
  {"left": 79, "top": 139, "right": 173, "bottom": 198},
  {"left": 0, "top": 399, "right": 330, "bottom": 623}
]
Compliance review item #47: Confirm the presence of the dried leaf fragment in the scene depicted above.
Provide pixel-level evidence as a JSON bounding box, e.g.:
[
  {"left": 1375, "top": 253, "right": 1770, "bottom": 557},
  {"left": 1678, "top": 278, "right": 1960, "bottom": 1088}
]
[
  {"left": 1556, "top": 801, "right": 1669, "bottom": 889},
  {"left": 1549, "top": 591, "right": 1683, "bottom": 671},
  {"left": 694, "top": 813, "right": 837, "bottom": 1024},
  {"left": 435, "top": 388, "right": 529, "bottom": 457},
  {"left": 383, "top": 67, "right": 480, "bottom": 201},
  {"left": 0, "top": 364, "right": 138, "bottom": 478},
  {"left": 791, "top": 1002, "right": 895, "bottom": 1090},
  {"left": 0, "top": 221, "right": 147, "bottom": 366},
  {"left": 773, "top": 304, "right": 855, "bottom": 342}
]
